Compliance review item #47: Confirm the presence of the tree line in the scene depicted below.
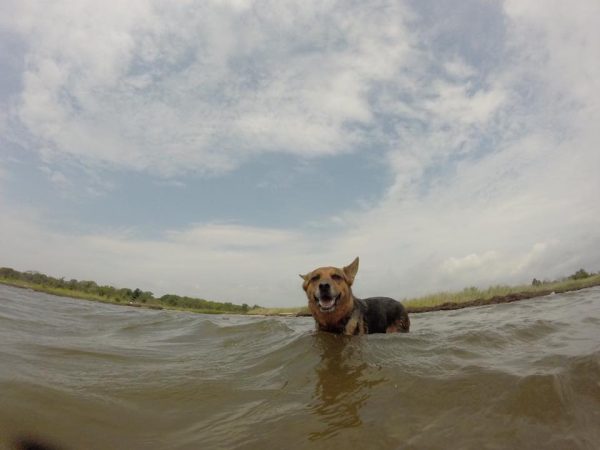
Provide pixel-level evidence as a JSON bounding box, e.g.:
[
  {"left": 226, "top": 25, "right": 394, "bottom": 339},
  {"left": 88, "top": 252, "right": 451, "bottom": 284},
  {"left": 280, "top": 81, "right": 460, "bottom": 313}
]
[
  {"left": 0, "top": 267, "right": 257, "bottom": 313},
  {"left": 531, "top": 268, "right": 597, "bottom": 286}
]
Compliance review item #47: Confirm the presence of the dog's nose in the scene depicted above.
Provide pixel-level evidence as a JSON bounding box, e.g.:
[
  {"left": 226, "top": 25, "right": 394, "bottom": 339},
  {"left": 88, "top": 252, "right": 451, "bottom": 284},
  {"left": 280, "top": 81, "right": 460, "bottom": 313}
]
[{"left": 319, "top": 282, "right": 330, "bottom": 292}]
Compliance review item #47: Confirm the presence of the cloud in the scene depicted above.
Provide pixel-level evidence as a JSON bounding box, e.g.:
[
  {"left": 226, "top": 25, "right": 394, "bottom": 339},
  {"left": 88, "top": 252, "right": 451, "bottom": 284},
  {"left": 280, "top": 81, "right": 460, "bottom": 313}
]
[
  {"left": 442, "top": 251, "right": 500, "bottom": 276},
  {"left": 0, "top": 107, "right": 6, "bottom": 137},
  {"left": 1, "top": 0, "right": 599, "bottom": 307},
  {"left": 440, "top": 243, "right": 557, "bottom": 284},
  {"left": 166, "top": 223, "right": 302, "bottom": 250},
  {"left": 0, "top": 213, "right": 318, "bottom": 305},
  {"left": 8, "top": 0, "right": 414, "bottom": 176},
  {"left": 1, "top": 197, "right": 598, "bottom": 308},
  {"left": 39, "top": 165, "right": 71, "bottom": 190}
]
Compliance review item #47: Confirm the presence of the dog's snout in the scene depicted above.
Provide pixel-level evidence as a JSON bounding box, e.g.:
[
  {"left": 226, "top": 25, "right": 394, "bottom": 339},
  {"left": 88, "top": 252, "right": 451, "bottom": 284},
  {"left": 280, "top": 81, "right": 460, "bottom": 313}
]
[{"left": 318, "top": 282, "right": 330, "bottom": 292}]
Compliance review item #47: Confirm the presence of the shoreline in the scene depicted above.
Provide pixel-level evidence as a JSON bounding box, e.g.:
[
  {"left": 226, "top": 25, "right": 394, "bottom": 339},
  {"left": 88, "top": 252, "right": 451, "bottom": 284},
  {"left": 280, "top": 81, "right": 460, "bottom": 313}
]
[
  {"left": 0, "top": 279, "right": 238, "bottom": 315},
  {"left": 3, "top": 273, "right": 599, "bottom": 317},
  {"left": 274, "top": 275, "right": 600, "bottom": 316},
  {"left": 404, "top": 284, "right": 597, "bottom": 314}
]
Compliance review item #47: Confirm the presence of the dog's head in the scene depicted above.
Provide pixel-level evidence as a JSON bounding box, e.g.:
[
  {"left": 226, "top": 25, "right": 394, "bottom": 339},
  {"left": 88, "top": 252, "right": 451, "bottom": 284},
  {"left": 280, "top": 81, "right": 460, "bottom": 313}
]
[{"left": 300, "top": 257, "right": 359, "bottom": 319}]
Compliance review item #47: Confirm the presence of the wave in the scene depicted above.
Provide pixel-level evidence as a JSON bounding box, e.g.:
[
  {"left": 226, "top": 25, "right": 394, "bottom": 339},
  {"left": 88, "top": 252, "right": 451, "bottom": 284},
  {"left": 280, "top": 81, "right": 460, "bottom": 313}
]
[{"left": 1, "top": 284, "right": 600, "bottom": 449}]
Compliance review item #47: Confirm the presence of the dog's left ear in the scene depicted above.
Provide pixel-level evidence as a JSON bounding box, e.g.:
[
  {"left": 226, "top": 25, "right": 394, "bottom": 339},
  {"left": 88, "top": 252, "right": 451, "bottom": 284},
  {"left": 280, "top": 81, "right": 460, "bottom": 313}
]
[
  {"left": 343, "top": 257, "right": 359, "bottom": 285},
  {"left": 299, "top": 273, "right": 310, "bottom": 291}
]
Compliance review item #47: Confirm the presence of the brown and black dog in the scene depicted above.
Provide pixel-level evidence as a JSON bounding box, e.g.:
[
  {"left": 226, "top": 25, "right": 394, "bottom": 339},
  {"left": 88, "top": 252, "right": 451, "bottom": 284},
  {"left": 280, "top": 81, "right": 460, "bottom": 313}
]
[{"left": 300, "top": 257, "right": 410, "bottom": 335}]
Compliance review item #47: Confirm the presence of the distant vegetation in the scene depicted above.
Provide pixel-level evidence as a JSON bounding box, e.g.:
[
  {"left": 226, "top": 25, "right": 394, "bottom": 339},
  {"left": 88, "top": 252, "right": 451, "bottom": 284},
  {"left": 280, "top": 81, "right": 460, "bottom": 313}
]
[
  {"left": 1, "top": 266, "right": 599, "bottom": 316},
  {"left": 0, "top": 267, "right": 258, "bottom": 314},
  {"left": 250, "top": 268, "right": 600, "bottom": 315},
  {"left": 404, "top": 268, "right": 600, "bottom": 310}
]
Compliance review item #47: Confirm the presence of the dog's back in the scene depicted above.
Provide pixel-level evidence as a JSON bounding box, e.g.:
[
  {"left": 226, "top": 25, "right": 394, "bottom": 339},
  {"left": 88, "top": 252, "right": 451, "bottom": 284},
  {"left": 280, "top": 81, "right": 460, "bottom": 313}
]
[{"left": 356, "top": 297, "right": 410, "bottom": 333}]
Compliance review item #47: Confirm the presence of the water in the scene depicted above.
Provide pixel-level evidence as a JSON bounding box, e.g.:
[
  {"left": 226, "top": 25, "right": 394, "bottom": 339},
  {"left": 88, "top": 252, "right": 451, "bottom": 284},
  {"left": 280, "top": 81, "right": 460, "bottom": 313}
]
[{"left": 1, "top": 284, "right": 599, "bottom": 450}]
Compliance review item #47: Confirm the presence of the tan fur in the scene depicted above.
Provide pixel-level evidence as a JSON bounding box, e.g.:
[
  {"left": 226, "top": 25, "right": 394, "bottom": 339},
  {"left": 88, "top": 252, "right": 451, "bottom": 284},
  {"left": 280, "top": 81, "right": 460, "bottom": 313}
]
[
  {"left": 301, "top": 257, "right": 409, "bottom": 335},
  {"left": 302, "top": 266, "right": 355, "bottom": 331},
  {"left": 343, "top": 307, "right": 366, "bottom": 335},
  {"left": 300, "top": 257, "right": 364, "bottom": 334}
]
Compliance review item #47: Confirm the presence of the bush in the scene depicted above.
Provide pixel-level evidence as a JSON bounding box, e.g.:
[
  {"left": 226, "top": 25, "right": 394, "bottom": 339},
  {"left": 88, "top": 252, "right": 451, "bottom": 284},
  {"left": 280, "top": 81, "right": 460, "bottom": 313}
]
[{"left": 570, "top": 269, "right": 590, "bottom": 280}]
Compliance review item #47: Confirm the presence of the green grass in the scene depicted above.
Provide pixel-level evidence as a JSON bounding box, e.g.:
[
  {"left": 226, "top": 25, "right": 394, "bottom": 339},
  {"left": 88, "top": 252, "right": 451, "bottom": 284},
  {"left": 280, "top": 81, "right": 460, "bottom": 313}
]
[
  {"left": 403, "top": 273, "right": 600, "bottom": 309},
  {"left": 0, "top": 277, "right": 240, "bottom": 315},
  {"left": 0, "top": 277, "right": 114, "bottom": 303},
  {"left": 4, "top": 271, "right": 599, "bottom": 316},
  {"left": 249, "top": 273, "right": 600, "bottom": 315}
]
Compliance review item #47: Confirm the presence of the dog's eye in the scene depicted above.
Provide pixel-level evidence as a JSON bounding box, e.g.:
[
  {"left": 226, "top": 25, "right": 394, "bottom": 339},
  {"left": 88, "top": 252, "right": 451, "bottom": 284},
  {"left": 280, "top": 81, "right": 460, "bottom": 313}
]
[
  {"left": 310, "top": 274, "right": 320, "bottom": 282},
  {"left": 331, "top": 274, "right": 342, "bottom": 281}
]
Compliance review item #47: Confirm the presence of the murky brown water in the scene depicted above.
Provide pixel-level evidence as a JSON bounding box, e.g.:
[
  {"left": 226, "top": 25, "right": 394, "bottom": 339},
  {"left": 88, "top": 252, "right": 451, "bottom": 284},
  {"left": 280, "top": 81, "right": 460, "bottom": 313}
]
[{"left": 1, "top": 284, "right": 599, "bottom": 450}]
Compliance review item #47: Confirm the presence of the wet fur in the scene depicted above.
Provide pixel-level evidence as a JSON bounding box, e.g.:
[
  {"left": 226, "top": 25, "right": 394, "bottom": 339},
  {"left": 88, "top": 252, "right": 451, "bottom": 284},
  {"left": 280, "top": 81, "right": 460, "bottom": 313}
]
[{"left": 300, "top": 257, "right": 410, "bottom": 335}]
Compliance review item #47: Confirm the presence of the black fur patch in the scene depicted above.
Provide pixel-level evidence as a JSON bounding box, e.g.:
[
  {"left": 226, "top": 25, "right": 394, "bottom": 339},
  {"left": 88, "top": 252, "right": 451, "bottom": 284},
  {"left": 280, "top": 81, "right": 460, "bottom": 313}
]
[{"left": 355, "top": 297, "right": 410, "bottom": 333}]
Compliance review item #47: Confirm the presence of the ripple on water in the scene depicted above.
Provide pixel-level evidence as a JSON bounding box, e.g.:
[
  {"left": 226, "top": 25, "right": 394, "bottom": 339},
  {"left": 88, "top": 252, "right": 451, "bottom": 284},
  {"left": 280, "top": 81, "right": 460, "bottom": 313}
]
[{"left": 1, "top": 284, "right": 600, "bottom": 449}]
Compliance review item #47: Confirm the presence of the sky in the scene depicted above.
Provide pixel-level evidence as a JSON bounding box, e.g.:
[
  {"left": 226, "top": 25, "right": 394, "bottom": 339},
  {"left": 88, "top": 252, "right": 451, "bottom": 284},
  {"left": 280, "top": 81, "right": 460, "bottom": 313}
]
[{"left": 1, "top": 0, "right": 599, "bottom": 307}]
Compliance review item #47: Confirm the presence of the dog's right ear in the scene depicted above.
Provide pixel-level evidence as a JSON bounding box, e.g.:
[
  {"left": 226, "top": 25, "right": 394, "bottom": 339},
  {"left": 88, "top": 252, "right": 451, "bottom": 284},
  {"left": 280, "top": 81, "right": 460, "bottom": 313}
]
[
  {"left": 343, "top": 257, "right": 359, "bottom": 285},
  {"left": 299, "top": 273, "right": 308, "bottom": 280}
]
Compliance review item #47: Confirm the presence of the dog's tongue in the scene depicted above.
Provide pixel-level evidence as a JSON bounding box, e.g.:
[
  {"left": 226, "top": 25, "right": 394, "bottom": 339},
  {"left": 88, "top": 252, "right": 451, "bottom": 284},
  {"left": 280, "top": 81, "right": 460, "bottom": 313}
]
[{"left": 320, "top": 298, "right": 335, "bottom": 309}]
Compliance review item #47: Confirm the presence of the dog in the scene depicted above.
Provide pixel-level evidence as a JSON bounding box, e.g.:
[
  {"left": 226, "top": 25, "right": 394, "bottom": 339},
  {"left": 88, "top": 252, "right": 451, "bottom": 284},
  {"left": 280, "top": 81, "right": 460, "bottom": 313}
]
[{"left": 300, "top": 257, "right": 410, "bottom": 335}]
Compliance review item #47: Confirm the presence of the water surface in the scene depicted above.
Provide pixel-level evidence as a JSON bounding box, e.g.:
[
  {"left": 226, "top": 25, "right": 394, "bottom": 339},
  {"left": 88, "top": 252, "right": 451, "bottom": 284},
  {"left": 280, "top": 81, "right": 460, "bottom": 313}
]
[{"left": 1, "top": 284, "right": 599, "bottom": 449}]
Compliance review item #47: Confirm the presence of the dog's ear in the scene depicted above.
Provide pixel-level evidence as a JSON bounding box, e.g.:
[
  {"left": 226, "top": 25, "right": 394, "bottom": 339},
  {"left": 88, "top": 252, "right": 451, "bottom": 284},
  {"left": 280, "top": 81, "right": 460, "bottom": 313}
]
[
  {"left": 343, "top": 257, "right": 359, "bottom": 285},
  {"left": 299, "top": 273, "right": 310, "bottom": 291}
]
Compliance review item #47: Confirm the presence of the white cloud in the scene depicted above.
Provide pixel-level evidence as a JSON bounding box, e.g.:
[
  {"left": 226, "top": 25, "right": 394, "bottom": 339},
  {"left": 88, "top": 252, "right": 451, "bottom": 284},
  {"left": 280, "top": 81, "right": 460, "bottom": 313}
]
[
  {"left": 442, "top": 251, "right": 500, "bottom": 276},
  {"left": 422, "top": 81, "right": 506, "bottom": 127},
  {"left": 39, "top": 166, "right": 71, "bottom": 190},
  {"left": 0, "top": 214, "right": 317, "bottom": 305},
  {"left": 340, "top": 0, "right": 600, "bottom": 295},
  {"left": 326, "top": 123, "right": 600, "bottom": 298},
  {"left": 9, "top": 0, "right": 414, "bottom": 175},
  {"left": 439, "top": 243, "right": 558, "bottom": 285},
  {"left": 1, "top": 199, "right": 598, "bottom": 307},
  {"left": 443, "top": 59, "right": 476, "bottom": 80},
  {"left": 166, "top": 224, "right": 301, "bottom": 250}
]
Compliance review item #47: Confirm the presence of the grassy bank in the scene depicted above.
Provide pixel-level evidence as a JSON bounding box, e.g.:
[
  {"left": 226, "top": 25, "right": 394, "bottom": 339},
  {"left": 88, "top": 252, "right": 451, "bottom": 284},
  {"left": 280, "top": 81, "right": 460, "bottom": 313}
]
[
  {"left": 251, "top": 271, "right": 600, "bottom": 316},
  {"left": 0, "top": 277, "right": 118, "bottom": 303},
  {"left": 2, "top": 266, "right": 599, "bottom": 317},
  {"left": 403, "top": 273, "right": 600, "bottom": 312},
  {"left": 0, "top": 267, "right": 255, "bottom": 315},
  {"left": 0, "top": 277, "right": 239, "bottom": 314}
]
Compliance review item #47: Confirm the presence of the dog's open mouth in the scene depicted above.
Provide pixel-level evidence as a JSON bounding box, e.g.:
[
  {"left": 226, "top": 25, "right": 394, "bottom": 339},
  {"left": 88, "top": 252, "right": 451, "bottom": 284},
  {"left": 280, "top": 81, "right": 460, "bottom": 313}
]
[{"left": 316, "top": 293, "right": 341, "bottom": 312}]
